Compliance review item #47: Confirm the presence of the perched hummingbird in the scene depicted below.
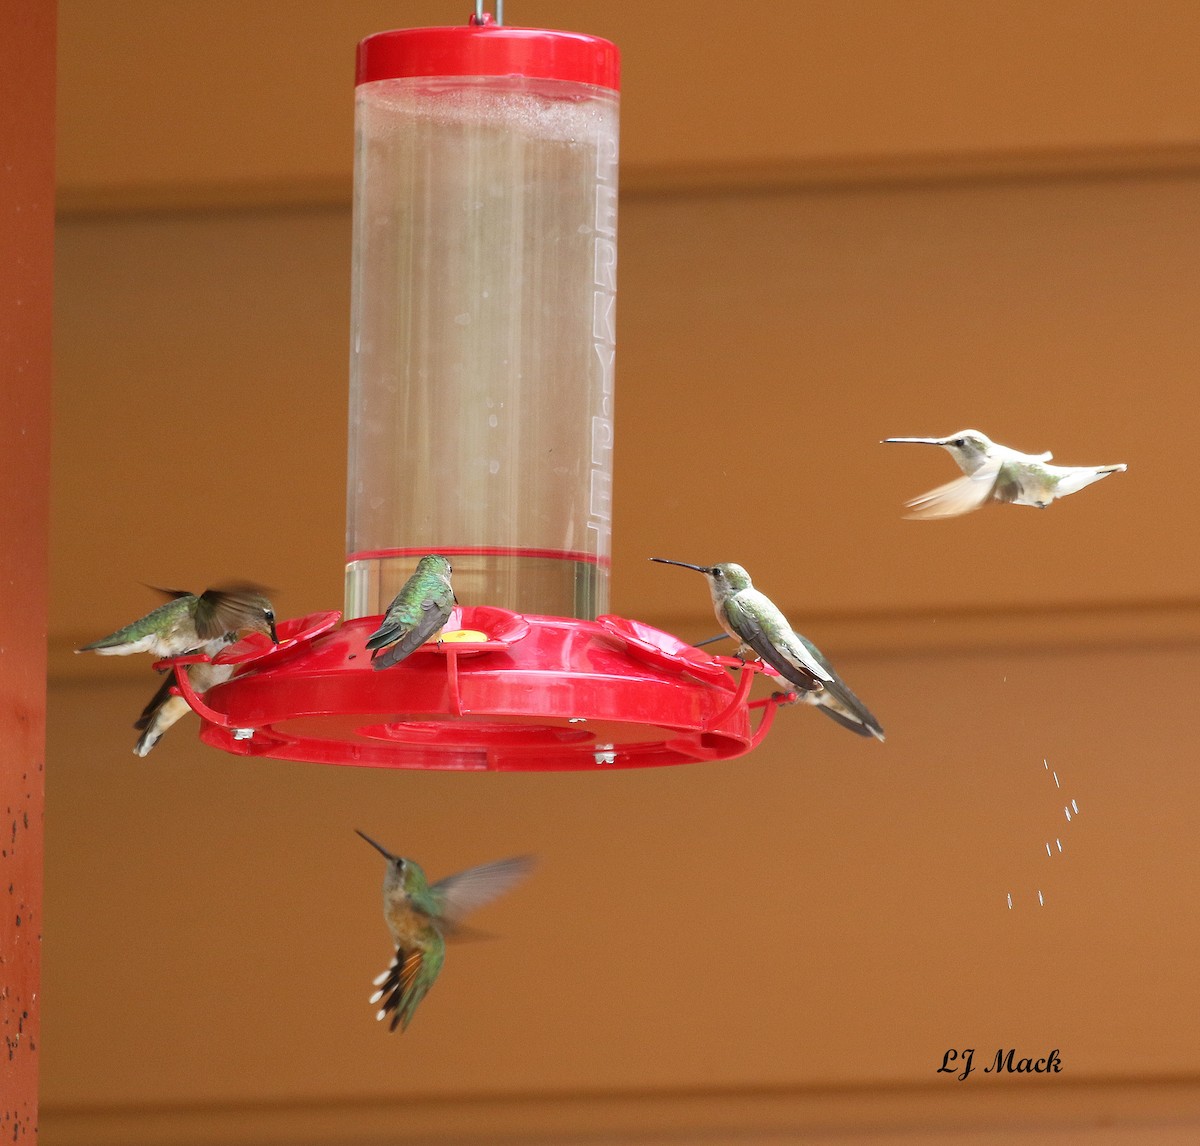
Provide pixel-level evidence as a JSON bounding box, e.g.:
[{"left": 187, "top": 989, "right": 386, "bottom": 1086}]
[
  {"left": 648, "top": 558, "right": 829, "bottom": 691},
  {"left": 652, "top": 559, "right": 884, "bottom": 741},
  {"left": 356, "top": 830, "right": 534, "bottom": 1033},
  {"left": 131, "top": 642, "right": 236, "bottom": 757},
  {"left": 365, "top": 554, "right": 456, "bottom": 669},
  {"left": 77, "top": 584, "right": 278, "bottom": 657},
  {"left": 884, "top": 430, "right": 1127, "bottom": 519}
]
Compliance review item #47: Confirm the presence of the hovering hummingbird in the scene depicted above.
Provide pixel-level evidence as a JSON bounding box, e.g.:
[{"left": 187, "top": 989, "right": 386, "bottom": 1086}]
[
  {"left": 884, "top": 430, "right": 1127, "bottom": 519},
  {"left": 76, "top": 584, "right": 278, "bottom": 658},
  {"left": 356, "top": 830, "right": 534, "bottom": 1033},
  {"left": 131, "top": 643, "right": 236, "bottom": 757},
  {"left": 365, "top": 554, "right": 456, "bottom": 669}
]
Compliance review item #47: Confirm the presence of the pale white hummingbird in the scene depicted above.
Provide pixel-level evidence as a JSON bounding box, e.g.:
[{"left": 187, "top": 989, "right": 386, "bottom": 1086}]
[{"left": 884, "top": 429, "right": 1127, "bottom": 519}]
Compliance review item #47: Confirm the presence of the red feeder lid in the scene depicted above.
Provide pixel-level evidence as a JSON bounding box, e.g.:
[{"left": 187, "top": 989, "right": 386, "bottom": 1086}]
[
  {"left": 160, "top": 607, "right": 786, "bottom": 772},
  {"left": 356, "top": 22, "right": 619, "bottom": 91}
]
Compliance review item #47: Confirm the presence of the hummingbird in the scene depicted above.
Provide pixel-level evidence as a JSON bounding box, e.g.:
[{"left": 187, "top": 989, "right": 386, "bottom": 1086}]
[
  {"left": 76, "top": 583, "right": 278, "bottom": 658},
  {"left": 131, "top": 638, "right": 237, "bottom": 757},
  {"left": 884, "top": 430, "right": 1127, "bottom": 519},
  {"left": 356, "top": 830, "right": 534, "bottom": 1033},
  {"left": 651, "top": 558, "right": 884, "bottom": 740},
  {"left": 650, "top": 557, "right": 847, "bottom": 697},
  {"left": 365, "top": 554, "right": 456, "bottom": 669}
]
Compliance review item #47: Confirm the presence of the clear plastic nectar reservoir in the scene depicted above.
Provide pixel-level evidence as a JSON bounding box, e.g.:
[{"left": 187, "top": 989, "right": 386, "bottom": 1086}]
[{"left": 345, "top": 23, "right": 620, "bottom": 620}]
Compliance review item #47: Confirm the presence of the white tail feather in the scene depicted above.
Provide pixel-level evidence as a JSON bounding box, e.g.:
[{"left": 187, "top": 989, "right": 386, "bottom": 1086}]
[{"left": 1053, "top": 464, "right": 1126, "bottom": 496}]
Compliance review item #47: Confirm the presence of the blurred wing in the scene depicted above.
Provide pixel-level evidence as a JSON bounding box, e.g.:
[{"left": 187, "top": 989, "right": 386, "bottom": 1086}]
[
  {"left": 193, "top": 583, "right": 274, "bottom": 641},
  {"left": 369, "top": 942, "right": 443, "bottom": 1033},
  {"left": 145, "top": 585, "right": 193, "bottom": 601},
  {"left": 438, "top": 922, "right": 498, "bottom": 945},
  {"left": 430, "top": 856, "right": 535, "bottom": 927},
  {"left": 902, "top": 462, "right": 1001, "bottom": 520}
]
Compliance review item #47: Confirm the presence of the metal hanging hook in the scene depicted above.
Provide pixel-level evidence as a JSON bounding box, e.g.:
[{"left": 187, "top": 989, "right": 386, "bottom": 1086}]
[{"left": 472, "top": 0, "right": 504, "bottom": 25}]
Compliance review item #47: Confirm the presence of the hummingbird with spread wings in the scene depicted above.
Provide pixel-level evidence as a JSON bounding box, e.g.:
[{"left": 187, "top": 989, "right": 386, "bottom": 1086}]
[
  {"left": 77, "top": 583, "right": 277, "bottom": 658},
  {"left": 885, "top": 430, "right": 1126, "bottom": 519},
  {"left": 356, "top": 831, "right": 534, "bottom": 1033}
]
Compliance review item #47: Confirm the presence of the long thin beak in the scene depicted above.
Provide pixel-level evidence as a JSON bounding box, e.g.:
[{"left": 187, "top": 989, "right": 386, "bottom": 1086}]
[
  {"left": 649, "top": 557, "right": 711, "bottom": 574},
  {"left": 883, "top": 436, "right": 945, "bottom": 445},
  {"left": 355, "top": 829, "right": 397, "bottom": 860},
  {"left": 266, "top": 615, "right": 280, "bottom": 644}
]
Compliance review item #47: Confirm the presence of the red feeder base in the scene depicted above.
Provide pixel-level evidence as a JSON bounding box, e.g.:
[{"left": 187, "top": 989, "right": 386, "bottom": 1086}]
[{"left": 160, "top": 607, "right": 786, "bottom": 770}]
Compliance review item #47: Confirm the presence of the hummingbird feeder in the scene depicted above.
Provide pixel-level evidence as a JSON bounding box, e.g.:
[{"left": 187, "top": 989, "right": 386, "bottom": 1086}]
[{"left": 164, "top": 5, "right": 789, "bottom": 770}]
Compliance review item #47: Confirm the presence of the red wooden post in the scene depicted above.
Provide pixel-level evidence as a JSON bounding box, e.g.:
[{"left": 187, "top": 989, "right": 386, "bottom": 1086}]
[{"left": 0, "top": 1, "right": 55, "bottom": 1136}]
